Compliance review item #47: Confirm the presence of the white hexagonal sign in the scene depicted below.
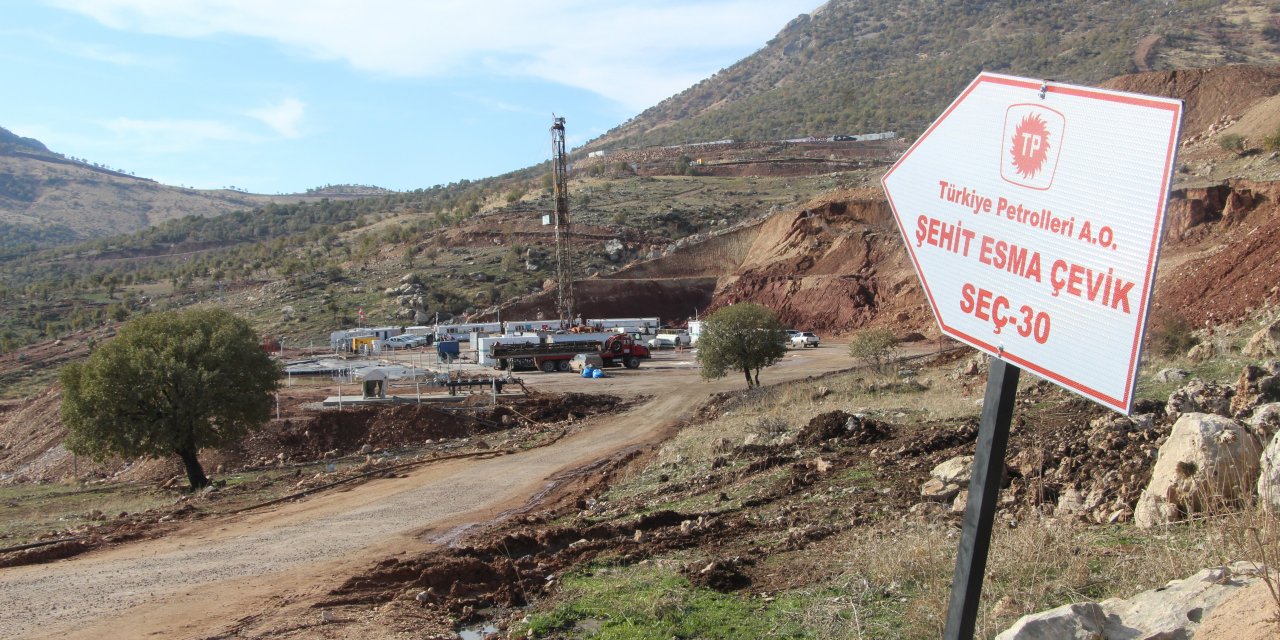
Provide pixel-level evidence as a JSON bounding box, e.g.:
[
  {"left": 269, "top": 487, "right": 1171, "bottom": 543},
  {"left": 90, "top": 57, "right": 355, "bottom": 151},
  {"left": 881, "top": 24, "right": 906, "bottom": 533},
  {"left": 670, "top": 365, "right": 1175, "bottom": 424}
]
[{"left": 882, "top": 72, "right": 1183, "bottom": 414}]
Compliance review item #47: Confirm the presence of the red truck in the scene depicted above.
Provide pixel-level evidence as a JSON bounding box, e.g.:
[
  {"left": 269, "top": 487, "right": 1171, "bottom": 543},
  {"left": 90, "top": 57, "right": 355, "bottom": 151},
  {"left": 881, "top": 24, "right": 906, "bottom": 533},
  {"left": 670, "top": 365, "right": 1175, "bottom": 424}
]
[{"left": 491, "top": 334, "right": 651, "bottom": 372}]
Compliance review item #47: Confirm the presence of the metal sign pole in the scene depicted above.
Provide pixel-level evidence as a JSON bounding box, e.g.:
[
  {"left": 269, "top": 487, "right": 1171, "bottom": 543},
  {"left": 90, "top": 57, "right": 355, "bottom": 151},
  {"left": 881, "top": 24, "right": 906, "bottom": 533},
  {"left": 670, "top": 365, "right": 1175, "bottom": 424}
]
[{"left": 943, "top": 356, "right": 1020, "bottom": 640}]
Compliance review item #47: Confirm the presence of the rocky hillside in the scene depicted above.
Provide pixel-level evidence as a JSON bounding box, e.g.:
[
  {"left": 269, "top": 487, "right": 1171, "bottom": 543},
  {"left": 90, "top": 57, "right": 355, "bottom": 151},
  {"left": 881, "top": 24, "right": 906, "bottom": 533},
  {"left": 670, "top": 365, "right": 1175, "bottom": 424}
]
[{"left": 589, "top": 0, "right": 1280, "bottom": 151}]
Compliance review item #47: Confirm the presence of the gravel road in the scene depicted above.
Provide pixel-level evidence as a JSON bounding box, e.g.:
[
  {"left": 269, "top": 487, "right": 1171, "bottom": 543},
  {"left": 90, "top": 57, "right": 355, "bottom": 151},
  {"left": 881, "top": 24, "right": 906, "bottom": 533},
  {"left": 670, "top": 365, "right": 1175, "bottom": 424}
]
[{"left": 0, "top": 346, "right": 859, "bottom": 639}]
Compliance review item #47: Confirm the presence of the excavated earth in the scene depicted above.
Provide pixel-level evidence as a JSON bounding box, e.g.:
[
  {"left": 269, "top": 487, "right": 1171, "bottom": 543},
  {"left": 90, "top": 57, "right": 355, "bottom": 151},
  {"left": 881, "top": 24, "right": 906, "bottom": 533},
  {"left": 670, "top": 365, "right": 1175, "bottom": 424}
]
[
  {"left": 0, "top": 391, "right": 635, "bottom": 571},
  {"left": 291, "top": 360, "right": 1186, "bottom": 638}
]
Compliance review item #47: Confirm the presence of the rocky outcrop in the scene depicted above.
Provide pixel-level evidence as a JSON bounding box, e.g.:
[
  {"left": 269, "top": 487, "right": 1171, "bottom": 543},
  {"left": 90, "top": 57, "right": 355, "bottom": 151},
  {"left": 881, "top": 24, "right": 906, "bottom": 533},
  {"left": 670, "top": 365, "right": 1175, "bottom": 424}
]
[
  {"left": 1232, "top": 362, "right": 1280, "bottom": 417},
  {"left": 996, "top": 562, "right": 1269, "bottom": 640},
  {"left": 1166, "top": 379, "right": 1233, "bottom": 421},
  {"left": 1134, "top": 413, "right": 1262, "bottom": 527},
  {"left": 1243, "top": 320, "right": 1280, "bottom": 358}
]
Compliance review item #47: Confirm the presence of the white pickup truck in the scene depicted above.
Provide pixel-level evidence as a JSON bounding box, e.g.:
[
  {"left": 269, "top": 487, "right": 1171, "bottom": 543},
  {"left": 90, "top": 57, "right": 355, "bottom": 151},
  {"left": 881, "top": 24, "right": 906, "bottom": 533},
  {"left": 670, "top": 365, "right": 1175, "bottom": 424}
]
[
  {"left": 790, "top": 331, "right": 820, "bottom": 348},
  {"left": 646, "top": 332, "right": 690, "bottom": 349}
]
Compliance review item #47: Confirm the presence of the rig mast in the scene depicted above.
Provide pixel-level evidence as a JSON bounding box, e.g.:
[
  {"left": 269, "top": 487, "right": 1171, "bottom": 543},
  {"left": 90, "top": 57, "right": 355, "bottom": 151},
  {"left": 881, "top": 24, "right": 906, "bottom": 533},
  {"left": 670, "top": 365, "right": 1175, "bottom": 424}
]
[{"left": 550, "top": 116, "right": 576, "bottom": 326}]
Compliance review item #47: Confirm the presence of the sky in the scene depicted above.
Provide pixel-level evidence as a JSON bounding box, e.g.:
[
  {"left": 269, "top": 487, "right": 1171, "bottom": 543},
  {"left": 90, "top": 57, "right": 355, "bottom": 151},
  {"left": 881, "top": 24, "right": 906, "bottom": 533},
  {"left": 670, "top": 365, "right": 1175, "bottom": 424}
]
[{"left": 1, "top": 0, "right": 821, "bottom": 194}]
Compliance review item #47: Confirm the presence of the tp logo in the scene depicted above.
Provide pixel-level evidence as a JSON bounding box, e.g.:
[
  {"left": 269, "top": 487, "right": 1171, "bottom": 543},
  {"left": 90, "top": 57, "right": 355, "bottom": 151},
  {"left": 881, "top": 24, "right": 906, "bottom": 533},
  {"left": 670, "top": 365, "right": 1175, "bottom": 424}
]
[{"left": 1000, "top": 104, "right": 1065, "bottom": 190}]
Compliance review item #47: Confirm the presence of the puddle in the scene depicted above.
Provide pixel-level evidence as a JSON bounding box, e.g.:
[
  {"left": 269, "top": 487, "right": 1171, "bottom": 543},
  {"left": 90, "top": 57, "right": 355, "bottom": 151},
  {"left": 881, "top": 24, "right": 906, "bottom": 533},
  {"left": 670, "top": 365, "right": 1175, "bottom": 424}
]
[{"left": 457, "top": 623, "right": 499, "bottom": 639}]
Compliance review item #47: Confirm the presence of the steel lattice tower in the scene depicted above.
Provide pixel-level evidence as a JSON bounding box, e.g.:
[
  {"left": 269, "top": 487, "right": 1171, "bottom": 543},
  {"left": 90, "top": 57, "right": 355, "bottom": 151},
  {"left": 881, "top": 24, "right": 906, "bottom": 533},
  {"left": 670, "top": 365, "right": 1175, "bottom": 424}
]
[{"left": 550, "top": 116, "right": 576, "bottom": 326}]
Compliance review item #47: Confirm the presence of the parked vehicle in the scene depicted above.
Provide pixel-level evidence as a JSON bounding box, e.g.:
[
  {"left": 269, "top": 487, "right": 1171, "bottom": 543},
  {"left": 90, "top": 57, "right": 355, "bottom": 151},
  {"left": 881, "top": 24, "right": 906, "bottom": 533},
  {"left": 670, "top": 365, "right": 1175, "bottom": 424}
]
[
  {"left": 491, "top": 334, "right": 651, "bottom": 372},
  {"left": 646, "top": 332, "right": 689, "bottom": 349},
  {"left": 383, "top": 334, "right": 427, "bottom": 349},
  {"left": 436, "top": 340, "right": 461, "bottom": 363},
  {"left": 569, "top": 353, "right": 604, "bottom": 372},
  {"left": 791, "top": 332, "right": 820, "bottom": 348}
]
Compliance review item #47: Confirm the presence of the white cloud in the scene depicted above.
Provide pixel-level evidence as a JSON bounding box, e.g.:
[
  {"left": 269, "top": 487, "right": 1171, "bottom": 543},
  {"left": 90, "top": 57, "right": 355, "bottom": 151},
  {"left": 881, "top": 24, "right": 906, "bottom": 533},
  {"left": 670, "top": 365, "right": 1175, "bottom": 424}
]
[
  {"left": 0, "top": 27, "right": 171, "bottom": 67},
  {"left": 44, "top": 0, "right": 819, "bottom": 110},
  {"left": 103, "top": 116, "right": 256, "bottom": 152},
  {"left": 247, "top": 98, "right": 305, "bottom": 138}
]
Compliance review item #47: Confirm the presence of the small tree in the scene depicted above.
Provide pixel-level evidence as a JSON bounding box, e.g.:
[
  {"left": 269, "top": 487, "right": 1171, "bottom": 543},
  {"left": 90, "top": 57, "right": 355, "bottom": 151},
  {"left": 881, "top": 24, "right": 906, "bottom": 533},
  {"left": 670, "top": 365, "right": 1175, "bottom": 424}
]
[
  {"left": 60, "top": 308, "right": 281, "bottom": 490},
  {"left": 696, "top": 303, "right": 788, "bottom": 388},
  {"left": 848, "top": 328, "right": 900, "bottom": 372}
]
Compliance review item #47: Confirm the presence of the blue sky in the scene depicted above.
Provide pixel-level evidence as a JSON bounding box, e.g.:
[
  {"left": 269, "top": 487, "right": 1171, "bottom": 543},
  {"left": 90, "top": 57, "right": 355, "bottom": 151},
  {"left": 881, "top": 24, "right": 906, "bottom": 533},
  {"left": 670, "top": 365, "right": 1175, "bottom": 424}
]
[{"left": 1, "top": 0, "right": 820, "bottom": 194}]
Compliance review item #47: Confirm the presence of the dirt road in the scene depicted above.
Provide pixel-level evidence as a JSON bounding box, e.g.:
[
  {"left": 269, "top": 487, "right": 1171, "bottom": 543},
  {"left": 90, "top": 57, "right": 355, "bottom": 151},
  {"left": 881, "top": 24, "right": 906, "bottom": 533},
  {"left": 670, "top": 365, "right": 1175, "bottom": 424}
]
[{"left": 0, "top": 346, "right": 858, "bottom": 639}]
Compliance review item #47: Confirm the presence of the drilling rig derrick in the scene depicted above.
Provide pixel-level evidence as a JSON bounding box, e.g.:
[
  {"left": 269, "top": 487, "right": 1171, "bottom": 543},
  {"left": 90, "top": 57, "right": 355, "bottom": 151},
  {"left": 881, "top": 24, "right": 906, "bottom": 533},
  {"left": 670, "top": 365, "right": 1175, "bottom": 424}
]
[{"left": 550, "top": 116, "right": 576, "bottom": 326}]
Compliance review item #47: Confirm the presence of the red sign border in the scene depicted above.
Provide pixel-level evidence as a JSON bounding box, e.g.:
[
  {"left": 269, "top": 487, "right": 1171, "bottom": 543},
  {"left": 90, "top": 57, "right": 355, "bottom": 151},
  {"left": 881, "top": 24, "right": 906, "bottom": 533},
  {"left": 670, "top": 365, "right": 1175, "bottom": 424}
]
[{"left": 882, "top": 73, "right": 1183, "bottom": 414}]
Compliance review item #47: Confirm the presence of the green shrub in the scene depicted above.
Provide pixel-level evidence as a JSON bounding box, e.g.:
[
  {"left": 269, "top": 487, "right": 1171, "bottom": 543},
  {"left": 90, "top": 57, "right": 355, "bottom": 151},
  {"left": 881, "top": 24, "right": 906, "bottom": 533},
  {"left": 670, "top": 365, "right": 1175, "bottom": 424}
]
[
  {"left": 1218, "top": 133, "right": 1245, "bottom": 153},
  {"left": 848, "top": 328, "right": 900, "bottom": 372}
]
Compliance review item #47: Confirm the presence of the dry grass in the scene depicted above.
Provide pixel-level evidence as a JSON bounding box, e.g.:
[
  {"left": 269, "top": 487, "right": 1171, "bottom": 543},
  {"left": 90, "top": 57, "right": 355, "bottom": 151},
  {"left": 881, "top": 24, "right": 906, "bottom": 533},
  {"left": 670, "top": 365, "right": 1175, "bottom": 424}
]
[
  {"left": 657, "top": 358, "right": 984, "bottom": 470},
  {"left": 635, "top": 338, "right": 1280, "bottom": 637},
  {"left": 775, "top": 511, "right": 1269, "bottom": 640}
]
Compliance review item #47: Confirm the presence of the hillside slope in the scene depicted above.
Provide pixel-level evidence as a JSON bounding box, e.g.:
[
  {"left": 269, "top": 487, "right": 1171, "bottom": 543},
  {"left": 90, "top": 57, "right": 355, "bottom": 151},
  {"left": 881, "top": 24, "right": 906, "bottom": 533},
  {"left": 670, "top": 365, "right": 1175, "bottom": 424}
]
[
  {"left": 590, "top": 0, "right": 1280, "bottom": 151},
  {"left": 563, "top": 65, "right": 1280, "bottom": 337}
]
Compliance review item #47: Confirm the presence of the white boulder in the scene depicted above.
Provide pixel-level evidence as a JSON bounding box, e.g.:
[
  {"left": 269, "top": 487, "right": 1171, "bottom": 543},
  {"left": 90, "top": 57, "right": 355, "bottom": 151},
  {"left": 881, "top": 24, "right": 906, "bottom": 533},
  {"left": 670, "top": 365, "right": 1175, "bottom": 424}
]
[
  {"left": 997, "top": 562, "right": 1265, "bottom": 640},
  {"left": 994, "top": 602, "right": 1105, "bottom": 640},
  {"left": 931, "top": 455, "right": 974, "bottom": 485},
  {"left": 1134, "top": 413, "right": 1261, "bottom": 528}
]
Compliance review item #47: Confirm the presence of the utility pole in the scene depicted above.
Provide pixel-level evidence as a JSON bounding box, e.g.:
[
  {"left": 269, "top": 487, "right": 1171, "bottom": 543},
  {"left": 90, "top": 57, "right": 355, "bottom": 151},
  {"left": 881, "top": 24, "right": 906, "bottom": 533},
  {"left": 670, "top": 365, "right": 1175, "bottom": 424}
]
[{"left": 550, "top": 116, "right": 576, "bottom": 326}]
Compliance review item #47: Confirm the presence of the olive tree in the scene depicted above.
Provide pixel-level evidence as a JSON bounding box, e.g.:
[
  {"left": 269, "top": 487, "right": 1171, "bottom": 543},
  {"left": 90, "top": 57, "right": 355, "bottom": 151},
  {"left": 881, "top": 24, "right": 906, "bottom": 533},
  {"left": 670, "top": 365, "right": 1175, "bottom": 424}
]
[
  {"left": 696, "top": 303, "right": 788, "bottom": 388},
  {"left": 60, "top": 308, "right": 281, "bottom": 490}
]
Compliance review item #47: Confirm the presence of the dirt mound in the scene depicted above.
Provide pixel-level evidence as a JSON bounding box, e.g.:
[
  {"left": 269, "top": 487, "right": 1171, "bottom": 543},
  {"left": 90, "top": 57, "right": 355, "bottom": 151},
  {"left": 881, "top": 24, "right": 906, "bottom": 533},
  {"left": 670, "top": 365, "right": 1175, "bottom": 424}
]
[
  {"left": 1101, "top": 65, "right": 1280, "bottom": 137},
  {"left": 0, "top": 386, "right": 72, "bottom": 482},
  {"left": 229, "top": 392, "right": 625, "bottom": 467},
  {"left": 797, "top": 410, "right": 891, "bottom": 446},
  {"left": 1, "top": 389, "right": 626, "bottom": 485},
  {"left": 707, "top": 191, "right": 930, "bottom": 334},
  {"left": 597, "top": 188, "right": 929, "bottom": 336}
]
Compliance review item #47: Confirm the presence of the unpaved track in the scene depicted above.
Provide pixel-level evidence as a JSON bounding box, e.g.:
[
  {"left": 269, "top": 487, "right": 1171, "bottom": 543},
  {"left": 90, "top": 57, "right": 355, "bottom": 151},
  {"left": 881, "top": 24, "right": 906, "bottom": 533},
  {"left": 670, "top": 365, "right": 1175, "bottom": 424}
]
[{"left": 0, "top": 347, "right": 859, "bottom": 639}]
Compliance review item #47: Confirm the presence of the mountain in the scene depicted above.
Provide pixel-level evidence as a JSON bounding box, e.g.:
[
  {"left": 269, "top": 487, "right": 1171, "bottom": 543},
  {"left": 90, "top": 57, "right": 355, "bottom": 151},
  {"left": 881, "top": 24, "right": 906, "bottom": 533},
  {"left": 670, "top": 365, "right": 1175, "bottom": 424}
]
[
  {"left": 589, "top": 0, "right": 1280, "bottom": 151},
  {"left": 0, "top": 127, "right": 384, "bottom": 256},
  {"left": 0, "top": 126, "right": 50, "bottom": 155}
]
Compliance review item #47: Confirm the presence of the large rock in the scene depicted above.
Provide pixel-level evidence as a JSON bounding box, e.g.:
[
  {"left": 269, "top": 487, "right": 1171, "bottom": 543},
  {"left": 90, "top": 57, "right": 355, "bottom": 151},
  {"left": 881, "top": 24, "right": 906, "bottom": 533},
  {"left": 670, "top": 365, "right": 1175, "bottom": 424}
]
[
  {"left": 1154, "top": 368, "right": 1189, "bottom": 384},
  {"left": 1134, "top": 413, "right": 1262, "bottom": 527},
  {"left": 1194, "top": 577, "right": 1280, "bottom": 639},
  {"left": 920, "top": 478, "right": 960, "bottom": 502},
  {"left": 1166, "top": 379, "right": 1233, "bottom": 420},
  {"left": 1187, "top": 341, "right": 1215, "bottom": 363},
  {"left": 1243, "top": 319, "right": 1280, "bottom": 358},
  {"left": 931, "top": 455, "right": 974, "bottom": 485},
  {"left": 997, "top": 562, "right": 1265, "bottom": 640},
  {"left": 1100, "top": 562, "right": 1261, "bottom": 638},
  {"left": 994, "top": 602, "right": 1105, "bottom": 640},
  {"left": 604, "top": 238, "right": 625, "bottom": 262},
  {"left": 1258, "top": 429, "right": 1280, "bottom": 511},
  {"left": 1249, "top": 402, "right": 1280, "bottom": 441},
  {"left": 919, "top": 455, "right": 974, "bottom": 503}
]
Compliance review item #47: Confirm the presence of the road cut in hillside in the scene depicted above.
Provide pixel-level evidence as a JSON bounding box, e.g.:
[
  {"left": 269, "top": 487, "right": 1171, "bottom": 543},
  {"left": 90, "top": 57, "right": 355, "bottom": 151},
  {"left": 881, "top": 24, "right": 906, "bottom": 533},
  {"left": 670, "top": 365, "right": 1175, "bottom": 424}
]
[{"left": 0, "top": 345, "right": 862, "bottom": 639}]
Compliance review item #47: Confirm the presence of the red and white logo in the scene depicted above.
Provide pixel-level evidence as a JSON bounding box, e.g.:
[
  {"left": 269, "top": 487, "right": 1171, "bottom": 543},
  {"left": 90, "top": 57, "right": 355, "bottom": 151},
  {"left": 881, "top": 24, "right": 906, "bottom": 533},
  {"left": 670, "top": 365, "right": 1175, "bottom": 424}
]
[{"left": 1000, "top": 104, "right": 1065, "bottom": 190}]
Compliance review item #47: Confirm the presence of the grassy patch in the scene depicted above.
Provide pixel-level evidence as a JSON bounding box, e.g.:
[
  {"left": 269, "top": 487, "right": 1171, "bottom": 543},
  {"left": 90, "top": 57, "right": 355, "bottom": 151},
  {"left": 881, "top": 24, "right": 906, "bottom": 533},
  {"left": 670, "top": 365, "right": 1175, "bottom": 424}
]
[
  {"left": 0, "top": 460, "right": 365, "bottom": 546},
  {"left": 520, "top": 563, "right": 811, "bottom": 639},
  {"left": 0, "top": 481, "right": 170, "bottom": 543}
]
